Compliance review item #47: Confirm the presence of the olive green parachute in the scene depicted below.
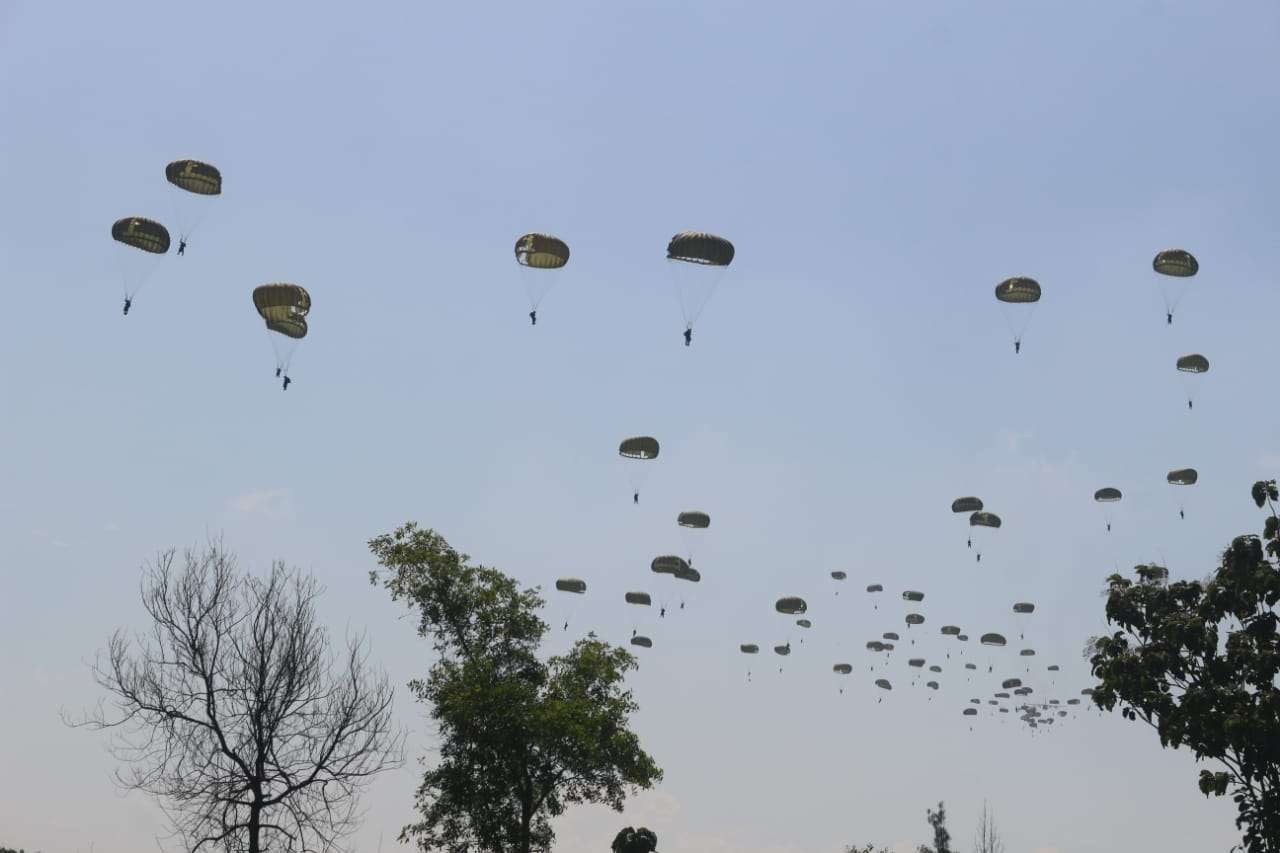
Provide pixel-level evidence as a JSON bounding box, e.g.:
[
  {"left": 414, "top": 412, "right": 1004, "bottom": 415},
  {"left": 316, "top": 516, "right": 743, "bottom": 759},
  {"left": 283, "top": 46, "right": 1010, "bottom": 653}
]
[
  {"left": 631, "top": 636, "right": 653, "bottom": 648},
  {"left": 965, "top": 663, "right": 977, "bottom": 670},
  {"left": 957, "top": 634, "right": 969, "bottom": 642},
  {"left": 1094, "top": 487, "right": 1122, "bottom": 502},
  {"left": 999, "top": 708, "right": 1009, "bottom": 714},
  {"left": 1167, "top": 468, "right": 1199, "bottom": 485},
  {"left": 1047, "top": 664, "right": 1060, "bottom": 672},
  {"left": 165, "top": 160, "right": 222, "bottom": 196},
  {"left": 514, "top": 233, "right": 570, "bottom": 269},
  {"left": 113, "top": 217, "right": 171, "bottom": 254},
  {"left": 674, "top": 567, "right": 701, "bottom": 583},
  {"left": 951, "top": 496, "right": 983, "bottom": 513},
  {"left": 963, "top": 707, "right": 978, "bottom": 716},
  {"left": 905, "top": 613, "right": 925, "bottom": 626},
  {"left": 926, "top": 681, "right": 939, "bottom": 690},
  {"left": 882, "top": 632, "right": 900, "bottom": 641},
  {"left": 833, "top": 663, "right": 853, "bottom": 675},
  {"left": 625, "top": 592, "right": 652, "bottom": 606},
  {"left": 1067, "top": 698, "right": 1081, "bottom": 705},
  {"left": 651, "top": 555, "right": 689, "bottom": 575},
  {"left": 619, "top": 436, "right": 660, "bottom": 460},
  {"left": 902, "top": 590, "right": 925, "bottom": 602},
  {"left": 980, "top": 633, "right": 1007, "bottom": 647},
  {"left": 1002, "top": 678, "right": 1023, "bottom": 689},
  {"left": 740, "top": 643, "right": 759, "bottom": 654},
  {"left": 254, "top": 283, "right": 312, "bottom": 323},
  {"left": 941, "top": 625, "right": 961, "bottom": 636},
  {"left": 929, "top": 665, "right": 942, "bottom": 673},
  {"left": 667, "top": 232, "right": 734, "bottom": 266},
  {"left": 796, "top": 618, "right": 812, "bottom": 628},
  {"left": 995, "top": 277, "right": 1041, "bottom": 304},
  {"left": 875, "top": 678, "right": 892, "bottom": 690},
  {"left": 866, "top": 584, "right": 883, "bottom": 593},
  {"left": 970, "top": 698, "right": 982, "bottom": 704},
  {"left": 1049, "top": 699, "right": 1061, "bottom": 705},
  {"left": 775, "top": 596, "right": 807, "bottom": 615},
  {"left": 555, "top": 578, "right": 587, "bottom": 594},
  {"left": 866, "top": 641, "right": 886, "bottom": 651},
  {"left": 1012, "top": 602, "right": 1035, "bottom": 614},
  {"left": 1019, "top": 649, "right": 1036, "bottom": 657},
  {"left": 995, "top": 692, "right": 1010, "bottom": 699},
  {"left": 266, "top": 317, "right": 308, "bottom": 339},
  {"left": 677, "top": 511, "right": 711, "bottom": 529},
  {"left": 1177, "top": 354, "right": 1210, "bottom": 374},
  {"left": 830, "top": 570, "right": 847, "bottom": 581},
  {"left": 774, "top": 644, "right": 791, "bottom": 656},
  {"left": 970, "top": 512, "right": 1001, "bottom": 528},
  {"left": 1153, "top": 249, "right": 1198, "bottom": 277},
  {"left": 882, "top": 642, "right": 896, "bottom": 651},
  {"left": 909, "top": 658, "right": 925, "bottom": 668}
]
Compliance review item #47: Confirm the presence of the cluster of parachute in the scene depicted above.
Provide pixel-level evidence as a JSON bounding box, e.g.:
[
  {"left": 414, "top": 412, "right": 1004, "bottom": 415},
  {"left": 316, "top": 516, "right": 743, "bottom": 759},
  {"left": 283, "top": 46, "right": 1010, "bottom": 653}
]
[
  {"left": 514, "top": 231, "right": 734, "bottom": 346},
  {"left": 110, "top": 160, "right": 314, "bottom": 391}
]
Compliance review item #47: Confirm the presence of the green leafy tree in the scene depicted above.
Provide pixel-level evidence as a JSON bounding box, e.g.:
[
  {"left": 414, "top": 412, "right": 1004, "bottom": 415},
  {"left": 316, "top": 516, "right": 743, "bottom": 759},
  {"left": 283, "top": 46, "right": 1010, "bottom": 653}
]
[
  {"left": 368, "top": 523, "right": 663, "bottom": 853},
  {"left": 918, "top": 801, "right": 952, "bottom": 853},
  {"left": 1087, "top": 480, "right": 1280, "bottom": 852},
  {"left": 611, "top": 826, "right": 658, "bottom": 853}
]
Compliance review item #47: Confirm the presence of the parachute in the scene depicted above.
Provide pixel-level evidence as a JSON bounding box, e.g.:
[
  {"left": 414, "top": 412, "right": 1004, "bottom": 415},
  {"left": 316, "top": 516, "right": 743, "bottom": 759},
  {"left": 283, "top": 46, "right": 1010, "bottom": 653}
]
[
  {"left": 1175, "top": 354, "right": 1210, "bottom": 409},
  {"left": 1168, "top": 468, "right": 1199, "bottom": 519},
  {"left": 165, "top": 160, "right": 221, "bottom": 249},
  {"left": 1067, "top": 698, "right": 1081, "bottom": 706},
  {"left": 651, "top": 555, "right": 690, "bottom": 575},
  {"left": 677, "top": 511, "right": 710, "bottom": 565},
  {"left": 963, "top": 707, "right": 978, "bottom": 716},
  {"left": 969, "top": 512, "right": 1001, "bottom": 562},
  {"left": 902, "top": 590, "right": 925, "bottom": 602},
  {"left": 1047, "top": 664, "right": 1060, "bottom": 672},
  {"left": 1152, "top": 249, "right": 1199, "bottom": 323},
  {"left": 980, "top": 633, "right": 1007, "bottom": 647},
  {"left": 833, "top": 663, "right": 853, "bottom": 675},
  {"left": 957, "top": 634, "right": 969, "bottom": 642},
  {"left": 875, "top": 678, "right": 892, "bottom": 690},
  {"left": 631, "top": 636, "right": 653, "bottom": 649},
  {"left": 905, "top": 613, "right": 925, "bottom": 626},
  {"left": 775, "top": 596, "right": 807, "bottom": 615},
  {"left": 555, "top": 578, "right": 587, "bottom": 594},
  {"left": 112, "top": 216, "right": 171, "bottom": 302},
  {"left": 830, "top": 570, "right": 847, "bottom": 581},
  {"left": 774, "top": 644, "right": 791, "bottom": 656},
  {"left": 1002, "top": 678, "right": 1023, "bottom": 689},
  {"left": 253, "top": 283, "right": 311, "bottom": 379},
  {"left": 866, "top": 641, "right": 886, "bottom": 652},
  {"left": 740, "top": 643, "right": 759, "bottom": 654},
  {"left": 994, "top": 276, "right": 1041, "bottom": 353},
  {"left": 964, "top": 663, "right": 977, "bottom": 670},
  {"left": 514, "top": 232, "right": 570, "bottom": 317},
  {"left": 926, "top": 681, "right": 939, "bottom": 690},
  {"left": 666, "top": 231, "right": 734, "bottom": 337},
  {"left": 866, "top": 583, "right": 883, "bottom": 608},
  {"left": 951, "top": 496, "right": 983, "bottom": 513},
  {"left": 796, "top": 618, "right": 812, "bottom": 629},
  {"left": 1012, "top": 602, "right": 1035, "bottom": 614},
  {"left": 941, "top": 625, "right": 961, "bottom": 636},
  {"left": 908, "top": 658, "right": 925, "bottom": 668},
  {"left": 1094, "top": 487, "right": 1123, "bottom": 531},
  {"left": 882, "top": 632, "right": 900, "bottom": 641},
  {"left": 929, "top": 665, "right": 942, "bottom": 673},
  {"left": 625, "top": 592, "right": 652, "bottom": 606},
  {"left": 995, "top": 692, "right": 1010, "bottom": 699},
  {"left": 620, "top": 437, "right": 660, "bottom": 501},
  {"left": 1019, "top": 649, "right": 1036, "bottom": 657}
]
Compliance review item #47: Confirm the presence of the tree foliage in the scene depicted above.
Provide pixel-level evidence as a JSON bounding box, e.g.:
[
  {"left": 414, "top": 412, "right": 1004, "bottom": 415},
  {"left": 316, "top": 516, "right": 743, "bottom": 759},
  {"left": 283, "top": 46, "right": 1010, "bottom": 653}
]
[
  {"left": 611, "top": 826, "right": 658, "bottom": 853},
  {"left": 69, "top": 542, "right": 404, "bottom": 853},
  {"left": 918, "top": 801, "right": 952, "bottom": 853},
  {"left": 368, "top": 522, "right": 663, "bottom": 853},
  {"left": 972, "top": 800, "right": 1005, "bottom": 853},
  {"left": 844, "top": 845, "right": 892, "bottom": 853},
  {"left": 1088, "top": 480, "right": 1280, "bottom": 852}
]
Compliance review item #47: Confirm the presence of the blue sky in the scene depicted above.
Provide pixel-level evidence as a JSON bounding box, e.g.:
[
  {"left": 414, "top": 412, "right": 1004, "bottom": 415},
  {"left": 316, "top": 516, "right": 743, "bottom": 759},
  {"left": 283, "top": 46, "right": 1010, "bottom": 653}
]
[{"left": 2, "top": 2, "right": 1278, "bottom": 851}]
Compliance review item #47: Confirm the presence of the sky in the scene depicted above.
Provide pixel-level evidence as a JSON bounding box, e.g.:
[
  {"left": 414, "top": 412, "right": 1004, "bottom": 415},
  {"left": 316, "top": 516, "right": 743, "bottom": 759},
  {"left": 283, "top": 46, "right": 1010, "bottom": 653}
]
[{"left": 2, "top": 1, "right": 1278, "bottom": 851}]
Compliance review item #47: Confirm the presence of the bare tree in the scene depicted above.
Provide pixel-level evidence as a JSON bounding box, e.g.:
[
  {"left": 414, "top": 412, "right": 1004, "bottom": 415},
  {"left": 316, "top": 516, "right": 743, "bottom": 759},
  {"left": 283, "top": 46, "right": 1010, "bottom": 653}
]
[
  {"left": 68, "top": 541, "right": 404, "bottom": 853},
  {"left": 972, "top": 800, "right": 1005, "bottom": 853}
]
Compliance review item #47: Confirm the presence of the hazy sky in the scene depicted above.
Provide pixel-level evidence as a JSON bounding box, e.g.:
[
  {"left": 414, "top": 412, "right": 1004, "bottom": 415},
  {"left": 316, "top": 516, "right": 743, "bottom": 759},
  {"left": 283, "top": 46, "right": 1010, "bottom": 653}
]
[{"left": 2, "top": 2, "right": 1278, "bottom": 852}]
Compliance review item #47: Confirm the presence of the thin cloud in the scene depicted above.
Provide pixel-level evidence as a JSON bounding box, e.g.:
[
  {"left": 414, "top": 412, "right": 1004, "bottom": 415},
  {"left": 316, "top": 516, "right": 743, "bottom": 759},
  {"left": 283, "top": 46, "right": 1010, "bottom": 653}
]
[{"left": 229, "top": 488, "right": 296, "bottom": 518}]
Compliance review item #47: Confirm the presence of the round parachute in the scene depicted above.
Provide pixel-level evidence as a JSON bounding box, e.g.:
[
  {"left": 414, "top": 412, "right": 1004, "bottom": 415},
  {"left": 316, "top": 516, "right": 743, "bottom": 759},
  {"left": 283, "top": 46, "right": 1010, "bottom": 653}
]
[
  {"left": 774, "top": 644, "right": 791, "bottom": 656},
  {"left": 1067, "top": 698, "right": 1081, "bottom": 705},
  {"left": 957, "top": 634, "right": 969, "bottom": 642},
  {"left": 963, "top": 708, "right": 978, "bottom": 716},
  {"left": 1019, "top": 649, "right": 1036, "bottom": 657},
  {"left": 667, "top": 232, "right": 734, "bottom": 266},
  {"left": 875, "top": 679, "right": 892, "bottom": 690},
  {"left": 980, "top": 633, "right": 1007, "bottom": 647},
  {"left": 1012, "top": 602, "right": 1035, "bottom": 615},
  {"left": 677, "top": 511, "right": 711, "bottom": 529},
  {"left": 740, "top": 643, "right": 759, "bottom": 654},
  {"left": 651, "top": 555, "right": 689, "bottom": 575},
  {"left": 674, "top": 567, "right": 701, "bottom": 583},
  {"left": 941, "top": 625, "right": 961, "bottom": 636},
  {"left": 796, "top": 618, "right": 812, "bottom": 629},
  {"left": 1094, "top": 487, "right": 1122, "bottom": 502},
  {"left": 625, "top": 592, "right": 652, "bottom": 606},
  {"left": 929, "top": 665, "right": 942, "bottom": 673},
  {"left": 970, "top": 512, "right": 1002, "bottom": 528},
  {"left": 1002, "top": 678, "right": 1022, "bottom": 689},
  {"left": 113, "top": 217, "right": 171, "bottom": 254},
  {"left": 631, "top": 636, "right": 653, "bottom": 648},
  {"left": 866, "top": 641, "right": 886, "bottom": 651},
  {"left": 951, "top": 496, "right": 983, "bottom": 513},
  {"left": 266, "top": 318, "right": 307, "bottom": 339},
  {"left": 909, "top": 658, "right": 925, "bottom": 668},
  {"left": 1176, "top": 353, "right": 1210, "bottom": 374},
  {"left": 964, "top": 663, "right": 977, "bottom": 671},
  {"left": 165, "top": 160, "right": 222, "bottom": 196},
  {"left": 882, "top": 632, "right": 900, "bottom": 641},
  {"left": 1081, "top": 688, "right": 1096, "bottom": 696},
  {"left": 926, "top": 681, "right": 939, "bottom": 690},
  {"left": 995, "top": 692, "right": 1010, "bottom": 699},
  {"left": 995, "top": 277, "right": 1041, "bottom": 303},
  {"left": 514, "top": 233, "right": 570, "bottom": 269},
  {"left": 905, "top": 613, "right": 925, "bottom": 626},
  {"left": 1153, "top": 249, "right": 1199, "bottom": 277},
  {"left": 619, "top": 436, "right": 660, "bottom": 460},
  {"left": 253, "top": 283, "right": 312, "bottom": 322},
  {"left": 866, "top": 584, "right": 884, "bottom": 593},
  {"left": 1167, "top": 468, "right": 1199, "bottom": 485},
  {"left": 833, "top": 663, "right": 853, "bottom": 675},
  {"left": 830, "top": 570, "right": 847, "bottom": 581},
  {"left": 902, "top": 590, "right": 925, "bottom": 602},
  {"left": 1047, "top": 664, "right": 1060, "bottom": 672},
  {"left": 775, "top": 596, "right": 807, "bottom": 615},
  {"left": 554, "top": 578, "right": 586, "bottom": 594}
]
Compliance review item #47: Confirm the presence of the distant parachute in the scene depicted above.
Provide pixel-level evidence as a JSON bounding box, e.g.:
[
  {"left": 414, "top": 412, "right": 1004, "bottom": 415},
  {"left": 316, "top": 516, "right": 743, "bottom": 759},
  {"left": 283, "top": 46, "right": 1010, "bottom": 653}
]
[
  {"left": 677, "top": 511, "right": 710, "bottom": 529},
  {"left": 796, "top": 619, "right": 812, "bottom": 629},
  {"left": 112, "top": 216, "right": 171, "bottom": 303},
  {"left": 905, "top": 613, "right": 925, "bottom": 626},
  {"left": 882, "top": 632, "right": 900, "bottom": 641},
  {"left": 740, "top": 643, "right": 759, "bottom": 654},
  {"left": 964, "top": 663, "right": 977, "bottom": 671},
  {"left": 1175, "top": 354, "right": 1210, "bottom": 409},
  {"left": 555, "top": 578, "right": 587, "bottom": 594},
  {"left": 875, "top": 678, "right": 892, "bottom": 690},
  {"left": 941, "top": 625, "right": 961, "bottom": 636},
  {"left": 253, "top": 283, "right": 311, "bottom": 381},
  {"left": 1152, "top": 249, "right": 1199, "bottom": 324},
  {"left": 902, "top": 590, "right": 925, "bottom": 602},
  {"left": 625, "top": 592, "right": 652, "bottom": 606},
  {"left": 957, "top": 634, "right": 969, "bottom": 642},
  {"left": 866, "top": 641, "right": 886, "bottom": 652},
  {"left": 775, "top": 597, "right": 807, "bottom": 615},
  {"left": 1168, "top": 468, "right": 1198, "bottom": 485},
  {"left": 165, "top": 160, "right": 221, "bottom": 251},
  {"left": 866, "top": 584, "right": 883, "bottom": 608},
  {"left": 1012, "top": 602, "right": 1035, "bottom": 614},
  {"left": 994, "top": 276, "right": 1041, "bottom": 353},
  {"left": 631, "top": 636, "right": 653, "bottom": 649},
  {"left": 963, "top": 707, "right": 978, "bottom": 716},
  {"left": 831, "top": 570, "right": 847, "bottom": 581},
  {"left": 1047, "top": 665, "right": 1060, "bottom": 672},
  {"left": 833, "top": 663, "right": 853, "bottom": 675},
  {"left": 514, "top": 232, "right": 570, "bottom": 318},
  {"left": 969, "top": 512, "right": 1001, "bottom": 562},
  {"left": 929, "top": 665, "right": 942, "bottom": 673},
  {"left": 980, "top": 633, "right": 1007, "bottom": 647},
  {"left": 620, "top": 437, "right": 660, "bottom": 502},
  {"left": 1095, "top": 488, "right": 1122, "bottom": 502},
  {"left": 908, "top": 658, "right": 925, "bottom": 668},
  {"left": 951, "top": 496, "right": 983, "bottom": 513},
  {"left": 1019, "top": 649, "right": 1036, "bottom": 657},
  {"left": 774, "top": 644, "right": 791, "bottom": 656},
  {"left": 666, "top": 231, "right": 734, "bottom": 341},
  {"left": 1002, "top": 678, "right": 1023, "bottom": 689},
  {"left": 651, "top": 555, "right": 689, "bottom": 575}
]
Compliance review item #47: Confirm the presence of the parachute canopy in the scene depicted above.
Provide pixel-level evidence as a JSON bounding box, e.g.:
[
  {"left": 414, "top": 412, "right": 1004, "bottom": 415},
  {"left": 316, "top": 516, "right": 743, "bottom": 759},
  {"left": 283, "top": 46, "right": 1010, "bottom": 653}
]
[
  {"left": 957, "top": 634, "right": 969, "bottom": 642},
  {"left": 995, "top": 277, "right": 1041, "bottom": 304},
  {"left": 619, "top": 436, "right": 660, "bottom": 460},
  {"left": 631, "top": 636, "right": 652, "bottom": 648},
  {"left": 775, "top": 596, "right": 807, "bottom": 615},
  {"left": 740, "top": 643, "right": 759, "bottom": 654},
  {"left": 1176, "top": 354, "right": 1210, "bottom": 374},
  {"left": 941, "top": 626, "right": 961, "bottom": 636},
  {"left": 1094, "top": 487, "right": 1122, "bottom": 502},
  {"left": 253, "top": 283, "right": 312, "bottom": 324},
  {"left": 1167, "top": 468, "right": 1199, "bottom": 485},
  {"left": 796, "top": 618, "right": 812, "bottom": 629},
  {"left": 266, "top": 318, "right": 308, "bottom": 340},
  {"left": 908, "top": 658, "right": 925, "bottom": 668},
  {"left": 963, "top": 708, "right": 978, "bottom": 716},
  {"left": 875, "top": 678, "right": 892, "bottom": 690},
  {"left": 651, "top": 555, "right": 690, "bottom": 575},
  {"left": 165, "top": 160, "right": 222, "bottom": 196},
  {"left": 905, "top": 613, "right": 925, "bottom": 626},
  {"left": 625, "top": 592, "right": 652, "bottom": 606},
  {"left": 555, "top": 578, "right": 586, "bottom": 594},
  {"left": 970, "top": 512, "right": 1002, "bottom": 529},
  {"left": 902, "top": 590, "right": 925, "bottom": 602},
  {"left": 833, "top": 663, "right": 853, "bottom": 675},
  {"left": 882, "top": 632, "right": 900, "bottom": 641},
  {"left": 1047, "top": 664, "right": 1060, "bottom": 672},
  {"left": 774, "top": 644, "right": 791, "bottom": 656},
  {"left": 980, "top": 633, "right": 1007, "bottom": 647},
  {"left": 1012, "top": 602, "right": 1035, "bottom": 614},
  {"left": 112, "top": 217, "right": 171, "bottom": 254},
  {"left": 514, "top": 233, "right": 570, "bottom": 269},
  {"left": 965, "top": 663, "right": 977, "bottom": 670},
  {"left": 677, "top": 511, "right": 710, "bottom": 529},
  {"left": 1020, "top": 649, "right": 1036, "bottom": 657},
  {"left": 1002, "top": 678, "right": 1023, "bottom": 689},
  {"left": 929, "top": 665, "right": 942, "bottom": 673},
  {"left": 866, "top": 584, "right": 884, "bottom": 593},
  {"left": 951, "top": 496, "right": 983, "bottom": 513},
  {"left": 1153, "top": 249, "right": 1199, "bottom": 277},
  {"left": 667, "top": 231, "right": 734, "bottom": 267},
  {"left": 674, "top": 567, "right": 701, "bottom": 583},
  {"left": 866, "top": 641, "right": 886, "bottom": 651},
  {"left": 830, "top": 570, "right": 847, "bottom": 581}
]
